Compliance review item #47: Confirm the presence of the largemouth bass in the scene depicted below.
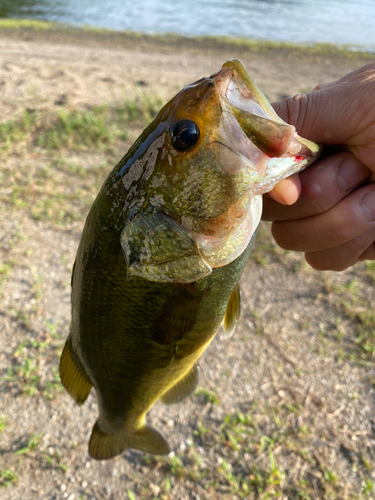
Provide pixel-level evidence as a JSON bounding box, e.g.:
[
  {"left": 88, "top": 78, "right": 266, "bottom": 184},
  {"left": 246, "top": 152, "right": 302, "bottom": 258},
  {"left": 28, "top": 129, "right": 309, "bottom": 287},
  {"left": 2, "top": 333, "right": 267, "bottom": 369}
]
[{"left": 60, "top": 59, "right": 320, "bottom": 460}]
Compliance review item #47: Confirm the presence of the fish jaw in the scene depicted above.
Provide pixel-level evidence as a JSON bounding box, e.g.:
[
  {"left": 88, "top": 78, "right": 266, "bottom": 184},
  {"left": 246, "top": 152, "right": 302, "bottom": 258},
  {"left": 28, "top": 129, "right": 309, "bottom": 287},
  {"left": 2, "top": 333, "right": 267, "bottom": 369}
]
[{"left": 210, "top": 58, "right": 321, "bottom": 194}]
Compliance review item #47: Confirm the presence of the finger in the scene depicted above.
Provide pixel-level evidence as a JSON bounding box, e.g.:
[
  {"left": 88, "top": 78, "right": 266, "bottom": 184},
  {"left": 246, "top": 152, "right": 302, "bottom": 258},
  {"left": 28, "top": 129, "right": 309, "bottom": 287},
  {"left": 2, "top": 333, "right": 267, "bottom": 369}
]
[
  {"left": 263, "top": 151, "right": 370, "bottom": 221},
  {"left": 305, "top": 228, "right": 375, "bottom": 271},
  {"left": 358, "top": 242, "right": 375, "bottom": 261},
  {"left": 267, "top": 174, "right": 301, "bottom": 205},
  {"left": 312, "top": 63, "right": 375, "bottom": 93},
  {"left": 272, "top": 86, "right": 362, "bottom": 145},
  {"left": 271, "top": 183, "right": 375, "bottom": 252}
]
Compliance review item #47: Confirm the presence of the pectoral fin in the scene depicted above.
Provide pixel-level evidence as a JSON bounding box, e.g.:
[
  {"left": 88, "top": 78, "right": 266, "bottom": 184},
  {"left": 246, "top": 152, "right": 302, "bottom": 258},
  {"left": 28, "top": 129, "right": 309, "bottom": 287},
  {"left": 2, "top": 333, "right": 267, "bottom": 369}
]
[
  {"left": 120, "top": 212, "right": 211, "bottom": 283},
  {"left": 59, "top": 336, "right": 92, "bottom": 404},
  {"left": 221, "top": 283, "right": 241, "bottom": 338},
  {"left": 161, "top": 364, "right": 199, "bottom": 405}
]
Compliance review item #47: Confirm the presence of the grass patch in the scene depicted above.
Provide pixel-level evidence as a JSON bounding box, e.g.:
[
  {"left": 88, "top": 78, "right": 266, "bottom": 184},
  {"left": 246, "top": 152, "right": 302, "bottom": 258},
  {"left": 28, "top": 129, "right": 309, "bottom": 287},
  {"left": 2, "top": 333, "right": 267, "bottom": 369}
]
[
  {"left": 0, "top": 414, "right": 6, "bottom": 432},
  {"left": 0, "top": 469, "right": 18, "bottom": 487},
  {"left": 0, "top": 321, "right": 64, "bottom": 400},
  {"left": 13, "top": 432, "right": 68, "bottom": 473},
  {"left": 137, "top": 403, "right": 365, "bottom": 500},
  {"left": 0, "top": 109, "right": 37, "bottom": 149},
  {"left": 0, "top": 94, "right": 164, "bottom": 153},
  {"left": 1, "top": 153, "right": 108, "bottom": 225},
  {"left": 0, "top": 93, "right": 164, "bottom": 225},
  {"left": 194, "top": 386, "right": 219, "bottom": 405},
  {"left": 36, "top": 106, "right": 128, "bottom": 150},
  {"left": 323, "top": 275, "right": 375, "bottom": 363},
  {"left": 0, "top": 259, "right": 15, "bottom": 288},
  {"left": 0, "top": 19, "right": 65, "bottom": 31}
]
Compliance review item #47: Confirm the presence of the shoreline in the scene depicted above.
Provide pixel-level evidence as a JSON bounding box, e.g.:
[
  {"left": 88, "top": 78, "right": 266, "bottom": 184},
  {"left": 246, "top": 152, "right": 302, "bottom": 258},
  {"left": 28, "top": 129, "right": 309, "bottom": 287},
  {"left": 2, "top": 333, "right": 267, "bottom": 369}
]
[{"left": 0, "top": 18, "right": 374, "bottom": 61}]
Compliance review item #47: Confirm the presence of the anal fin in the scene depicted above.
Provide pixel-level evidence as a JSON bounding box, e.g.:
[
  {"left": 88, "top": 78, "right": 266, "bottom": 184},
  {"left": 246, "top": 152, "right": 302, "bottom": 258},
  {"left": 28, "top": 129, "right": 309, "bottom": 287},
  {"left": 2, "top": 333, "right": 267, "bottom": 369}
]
[
  {"left": 161, "top": 364, "right": 199, "bottom": 405},
  {"left": 221, "top": 282, "right": 241, "bottom": 339},
  {"left": 59, "top": 336, "right": 92, "bottom": 405},
  {"left": 89, "top": 422, "right": 170, "bottom": 460}
]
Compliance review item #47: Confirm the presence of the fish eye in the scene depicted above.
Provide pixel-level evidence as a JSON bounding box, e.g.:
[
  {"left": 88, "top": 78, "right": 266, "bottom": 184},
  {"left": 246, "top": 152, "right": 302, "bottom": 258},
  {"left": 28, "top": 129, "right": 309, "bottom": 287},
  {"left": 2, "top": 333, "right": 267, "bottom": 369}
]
[{"left": 170, "top": 119, "right": 200, "bottom": 151}]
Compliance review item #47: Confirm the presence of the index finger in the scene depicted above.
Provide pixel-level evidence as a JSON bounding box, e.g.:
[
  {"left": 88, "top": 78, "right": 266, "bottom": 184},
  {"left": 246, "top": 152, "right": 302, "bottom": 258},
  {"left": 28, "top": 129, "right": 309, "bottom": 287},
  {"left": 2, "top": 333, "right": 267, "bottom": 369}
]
[{"left": 262, "top": 151, "right": 370, "bottom": 222}]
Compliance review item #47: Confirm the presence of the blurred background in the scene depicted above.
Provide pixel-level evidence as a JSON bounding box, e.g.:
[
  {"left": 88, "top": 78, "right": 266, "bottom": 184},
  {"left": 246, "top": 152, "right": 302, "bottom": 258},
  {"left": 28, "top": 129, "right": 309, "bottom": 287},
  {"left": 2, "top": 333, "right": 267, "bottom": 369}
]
[{"left": 0, "top": 0, "right": 375, "bottom": 49}]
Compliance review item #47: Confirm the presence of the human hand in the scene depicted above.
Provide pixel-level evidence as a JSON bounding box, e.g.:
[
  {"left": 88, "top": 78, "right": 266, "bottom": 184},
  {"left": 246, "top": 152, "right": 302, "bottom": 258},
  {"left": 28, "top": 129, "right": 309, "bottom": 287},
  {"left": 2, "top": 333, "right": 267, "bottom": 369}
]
[{"left": 263, "top": 63, "right": 375, "bottom": 270}]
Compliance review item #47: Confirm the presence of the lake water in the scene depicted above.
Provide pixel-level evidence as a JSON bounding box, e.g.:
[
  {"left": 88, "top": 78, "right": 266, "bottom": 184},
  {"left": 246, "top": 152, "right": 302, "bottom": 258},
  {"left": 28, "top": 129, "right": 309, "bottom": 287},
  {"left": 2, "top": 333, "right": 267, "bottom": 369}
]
[{"left": 1, "top": 0, "right": 375, "bottom": 51}]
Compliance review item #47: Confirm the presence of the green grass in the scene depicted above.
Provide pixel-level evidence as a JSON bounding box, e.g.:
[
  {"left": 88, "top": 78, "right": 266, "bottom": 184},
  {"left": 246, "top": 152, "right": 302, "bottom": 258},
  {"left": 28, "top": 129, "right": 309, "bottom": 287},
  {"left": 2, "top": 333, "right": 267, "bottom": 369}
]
[
  {"left": 0, "top": 94, "right": 164, "bottom": 153},
  {"left": 0, "top": 94, "right": 164, "bottom": 225},
  {"left": 0, "top": 260, "right": 15, "bottom": 288},
  {"left": 0, "top": 19, "right": 63, "bottom": 30},
  {"left": 36, "top": 106, "right": 127, "bottom": 150},
  {"left": 0, "top": 322, "right": 65, "bottom": 400},
  {"left": 0, "top": 414, "right": 6, "bottom": 432},
  {"left": 137, "top": 402, "right": 369, "bottom": 500},
  {"left": 13, "top": 432, "right": 68, "bottom": 473},
  {"left": 0, "top": 469, "right": 18, "bottom": 487},
  {"left": 194, "top": 386, "right": 220, "bottom": 405},
  {"left": 323, "top": 275, "right": 375, "bottom": 363}
]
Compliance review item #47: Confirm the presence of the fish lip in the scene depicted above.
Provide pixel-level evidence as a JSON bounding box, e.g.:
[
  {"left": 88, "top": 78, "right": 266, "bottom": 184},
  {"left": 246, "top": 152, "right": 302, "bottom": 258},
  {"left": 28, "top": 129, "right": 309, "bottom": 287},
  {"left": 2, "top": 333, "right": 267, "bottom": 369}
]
[
  {"left": 214, "top": 60, "right": 320, "bottom": 165},
  {"left": 214, "top": 61, "right": 271, "bottom": 120},
  {"left": 209, "top": 60, "right": 321, "bottom": 191}
]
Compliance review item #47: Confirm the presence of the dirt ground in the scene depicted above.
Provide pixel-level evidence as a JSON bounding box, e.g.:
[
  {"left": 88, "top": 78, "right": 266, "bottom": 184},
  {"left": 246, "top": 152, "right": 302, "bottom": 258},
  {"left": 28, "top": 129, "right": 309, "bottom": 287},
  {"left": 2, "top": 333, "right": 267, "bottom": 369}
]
[{"left": 0, "top": 24, "right": 375, "bottom": 500}]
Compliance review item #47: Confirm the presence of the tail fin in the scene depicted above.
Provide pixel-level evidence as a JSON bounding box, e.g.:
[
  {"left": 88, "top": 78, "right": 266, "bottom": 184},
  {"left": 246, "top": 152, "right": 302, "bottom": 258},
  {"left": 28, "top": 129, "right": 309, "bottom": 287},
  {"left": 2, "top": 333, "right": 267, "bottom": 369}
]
[{"left": 89, "top": 422, "right": 170, "bottom": 460}]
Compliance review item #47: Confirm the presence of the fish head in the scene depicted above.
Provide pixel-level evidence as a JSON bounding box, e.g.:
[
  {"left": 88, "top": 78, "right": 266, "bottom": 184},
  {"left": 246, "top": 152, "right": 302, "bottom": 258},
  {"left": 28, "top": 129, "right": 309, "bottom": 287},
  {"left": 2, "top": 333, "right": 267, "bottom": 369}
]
[
  {"left": 144, "top": 58, "right": 320, "bottom": 220},
  {"left": 117, "top": 59, "right": 320, "bottom": 282}
]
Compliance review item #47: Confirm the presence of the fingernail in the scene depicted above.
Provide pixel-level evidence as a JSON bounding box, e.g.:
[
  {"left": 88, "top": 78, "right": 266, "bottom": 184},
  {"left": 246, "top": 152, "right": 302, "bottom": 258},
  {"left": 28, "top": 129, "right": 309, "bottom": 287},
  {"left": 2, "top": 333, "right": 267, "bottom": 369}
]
[
  {"left": 362, "top": 190, "right": 375, "bottom": 222},
  {"left": 338, "top": 157, "right": 369, "bottom": 192}
]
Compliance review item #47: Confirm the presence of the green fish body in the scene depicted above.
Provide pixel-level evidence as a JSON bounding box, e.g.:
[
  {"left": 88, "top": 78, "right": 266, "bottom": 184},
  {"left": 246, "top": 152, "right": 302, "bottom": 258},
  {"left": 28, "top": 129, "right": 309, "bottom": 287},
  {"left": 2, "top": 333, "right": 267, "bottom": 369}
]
[{"left": 60, "top": 59, "right": 320, "bottom": 460}]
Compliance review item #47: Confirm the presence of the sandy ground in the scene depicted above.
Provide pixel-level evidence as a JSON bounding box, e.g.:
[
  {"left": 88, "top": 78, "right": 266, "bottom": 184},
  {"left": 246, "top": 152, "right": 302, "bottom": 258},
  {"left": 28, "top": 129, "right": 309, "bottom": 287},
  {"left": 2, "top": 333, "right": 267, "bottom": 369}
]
[{"left": 0, "top": 26, "right": 375, "bottom": 500}]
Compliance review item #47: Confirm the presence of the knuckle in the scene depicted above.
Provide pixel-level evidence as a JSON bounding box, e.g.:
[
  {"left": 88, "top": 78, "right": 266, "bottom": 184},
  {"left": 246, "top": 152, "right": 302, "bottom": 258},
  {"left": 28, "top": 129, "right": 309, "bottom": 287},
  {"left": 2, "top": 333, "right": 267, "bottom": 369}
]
[{"left": 282, "top": 94, "right": 306, "bottom": 129}]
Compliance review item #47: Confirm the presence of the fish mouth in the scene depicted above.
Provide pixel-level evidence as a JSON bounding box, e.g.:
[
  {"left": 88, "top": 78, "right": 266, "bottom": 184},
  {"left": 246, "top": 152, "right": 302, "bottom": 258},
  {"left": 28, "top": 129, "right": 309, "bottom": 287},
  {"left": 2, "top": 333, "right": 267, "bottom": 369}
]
[{"left": 212, "top": 59, "right": 320, "bottom": 190}]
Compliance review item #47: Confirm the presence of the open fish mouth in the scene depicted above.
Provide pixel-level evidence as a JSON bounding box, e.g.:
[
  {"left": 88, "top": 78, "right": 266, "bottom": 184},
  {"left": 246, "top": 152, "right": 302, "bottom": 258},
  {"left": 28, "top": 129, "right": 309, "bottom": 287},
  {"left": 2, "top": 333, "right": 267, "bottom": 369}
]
[{"left": 211, "top": 59, "right": 320, "bottom": 192}]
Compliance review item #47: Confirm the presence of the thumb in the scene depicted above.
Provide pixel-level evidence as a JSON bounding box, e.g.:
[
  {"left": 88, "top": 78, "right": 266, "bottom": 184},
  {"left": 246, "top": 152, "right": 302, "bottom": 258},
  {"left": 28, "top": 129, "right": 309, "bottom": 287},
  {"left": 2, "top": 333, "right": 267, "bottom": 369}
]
[{"left": 272, "top": 86, "right": 354, "bottom": 145}]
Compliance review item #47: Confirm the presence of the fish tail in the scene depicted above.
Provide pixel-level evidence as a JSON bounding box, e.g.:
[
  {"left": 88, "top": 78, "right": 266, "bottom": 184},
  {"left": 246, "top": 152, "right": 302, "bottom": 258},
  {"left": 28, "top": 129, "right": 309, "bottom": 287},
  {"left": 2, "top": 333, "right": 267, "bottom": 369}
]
[
  {"left": 89, "top": 421, "right": 170, "bottom": 460},
  {"left": 59, "top": 336, "right": 92, "bottom": 405}
]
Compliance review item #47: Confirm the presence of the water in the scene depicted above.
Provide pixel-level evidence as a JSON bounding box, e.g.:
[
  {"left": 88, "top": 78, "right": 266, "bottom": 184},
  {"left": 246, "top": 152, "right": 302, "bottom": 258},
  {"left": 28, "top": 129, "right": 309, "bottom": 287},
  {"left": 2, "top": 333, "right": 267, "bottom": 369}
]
[{"left": 1, "top": 0, "right": 374, "bottom": 51}]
